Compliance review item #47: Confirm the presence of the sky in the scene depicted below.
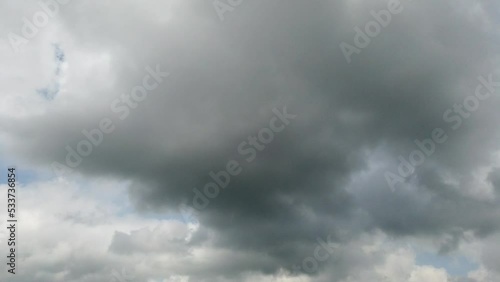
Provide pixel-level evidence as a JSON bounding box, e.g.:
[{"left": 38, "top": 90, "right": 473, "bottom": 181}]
[{"left": 1, "top": 0, "right": 500, "bottom": 281}]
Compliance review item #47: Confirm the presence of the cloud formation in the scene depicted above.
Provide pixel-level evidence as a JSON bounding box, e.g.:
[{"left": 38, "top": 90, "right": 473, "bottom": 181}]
[{"left": 1, "top": 0, "right": 500, "bottom": 281}]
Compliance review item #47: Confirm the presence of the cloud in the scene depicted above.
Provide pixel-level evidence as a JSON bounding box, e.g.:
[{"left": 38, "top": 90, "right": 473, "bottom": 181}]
[{"left": 1, "top": 0, "right": 500, "bottom": 281}]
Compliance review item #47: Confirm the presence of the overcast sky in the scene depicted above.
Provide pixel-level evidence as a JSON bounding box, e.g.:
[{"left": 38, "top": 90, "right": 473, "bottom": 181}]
[{"left": 1, "top": 0, "right": 500, "bottom": 281}]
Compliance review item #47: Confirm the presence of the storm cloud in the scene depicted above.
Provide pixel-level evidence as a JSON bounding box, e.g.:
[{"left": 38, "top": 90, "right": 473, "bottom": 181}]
[{"left": 1, "top": 0, "right": 500, "bottom": 281}]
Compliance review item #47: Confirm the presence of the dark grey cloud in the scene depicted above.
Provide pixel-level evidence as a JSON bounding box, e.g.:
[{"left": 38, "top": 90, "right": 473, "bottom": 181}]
[{"left": 2, "top": 0, "right": 500, "bottom": 281}]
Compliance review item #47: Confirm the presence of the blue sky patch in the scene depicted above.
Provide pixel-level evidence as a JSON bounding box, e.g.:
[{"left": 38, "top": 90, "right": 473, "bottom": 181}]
[
  {"left": 416, "top": 252, "right": 479, "bottom": 277},
  {"left": 37, "top": 44, "right": 65, "bottom": 100}
]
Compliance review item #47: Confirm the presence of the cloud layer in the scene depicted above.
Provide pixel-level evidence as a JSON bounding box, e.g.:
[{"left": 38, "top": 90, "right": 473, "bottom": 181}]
[{"left": 1, "top": 0, "right": 500, "bottom": 281}]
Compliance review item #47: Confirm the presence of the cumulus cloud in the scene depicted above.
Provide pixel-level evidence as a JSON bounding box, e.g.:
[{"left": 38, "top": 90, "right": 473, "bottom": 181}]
[{"left": 1, "top": 0, "right": 500, "bottom": 281}]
